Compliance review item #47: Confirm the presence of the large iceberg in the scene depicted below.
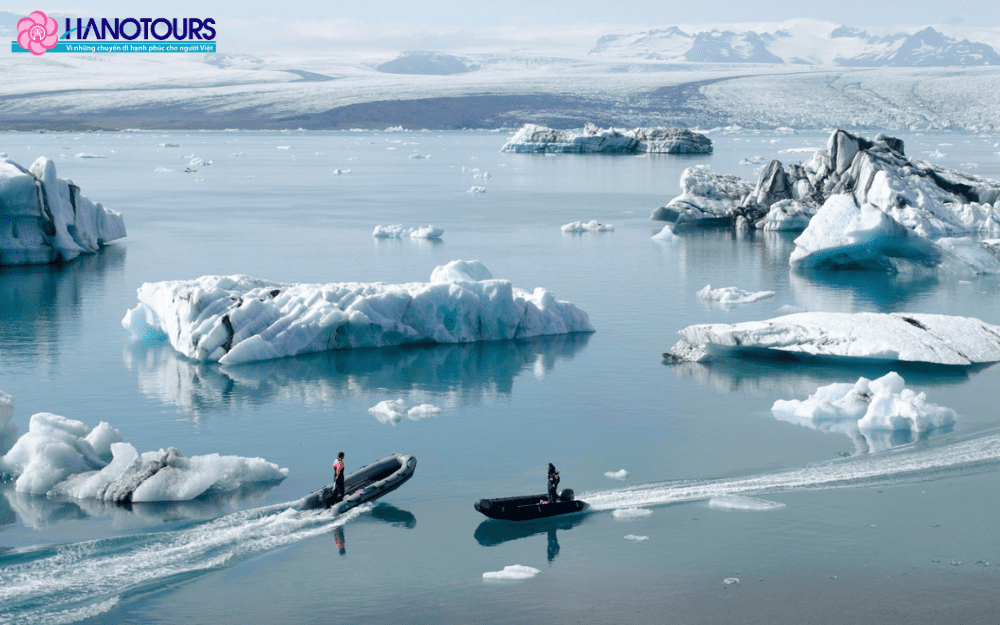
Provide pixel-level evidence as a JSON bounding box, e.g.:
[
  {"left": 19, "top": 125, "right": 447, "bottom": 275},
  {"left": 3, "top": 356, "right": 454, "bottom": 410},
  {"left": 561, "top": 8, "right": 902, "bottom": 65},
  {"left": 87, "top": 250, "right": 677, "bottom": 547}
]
[
  {"left": 0, "top": 408, "right": 287, "bottom": 500},
  {"left": 652, "top": 129, "right": 1000, "bottom": 236},
  {"left": 0, "top": 156, "right": 126, "bottom": 265},
  {"left": 664, "top": 311, "right": 1000, "bottom": 366},
  {"left": 501, "top": 123, "right": 712, "bottom": 154},
  {"left": 123, "top": 260, "right": 594, "bottom": 365}
]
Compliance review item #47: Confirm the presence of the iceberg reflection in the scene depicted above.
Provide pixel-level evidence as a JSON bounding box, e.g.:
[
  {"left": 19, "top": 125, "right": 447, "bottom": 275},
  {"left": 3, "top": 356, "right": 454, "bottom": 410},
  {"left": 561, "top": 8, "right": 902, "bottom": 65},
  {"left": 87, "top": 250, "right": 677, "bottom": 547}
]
[{"left": 125, "top": 333, "right": 592, "bottom": 416}]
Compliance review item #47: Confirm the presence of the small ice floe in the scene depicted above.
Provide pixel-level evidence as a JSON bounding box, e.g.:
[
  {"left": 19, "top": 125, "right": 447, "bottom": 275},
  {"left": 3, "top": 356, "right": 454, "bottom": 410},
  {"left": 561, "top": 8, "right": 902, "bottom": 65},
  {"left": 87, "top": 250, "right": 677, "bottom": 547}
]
[
  {"left": 154, "top": 167, "right": 174, "bottom": 173},
  {"left": 467, "top": 186, "right": 486, "bottom": 193},
  {"left": 927, "top": 149, "right": 946, "bottom": 159},
  {"left": 385, "top": 125, "right": 405, "bottom": 132},
  {"left": 624, "top": 535, "right": 649, "bottom": 542},
  {"left": 772, "top": 371, "right": 956, "bottom": 453},
  {"left": 483, "top": 565, "right": 540, "bottom": 580},
  {"left": 333, "top": 169, "right": 351, "bottom": 174},
  {"left": 561, "top": 220, "right": 614, "bottom": 233},
  {"left": 604, "top": 469, "right": 628, "bottom": 480},
  {"left": 613, "top": 507, "right": 652, "bottom": 520},
  {"left": 696, "top": 285, "right": 775, "bottom": 308},
  {"left": 372, "top": 225, "right": 444, "bottom": 240},
  {"left": 723, "top": 578, "right": 740, "bottom": 586},
  {"left": 156, "top": 143, "right": 181, "bottom": 148},
  {"left": 473, "top": 171, "right": 490, "bottom": 179},
  {"left": 369, "top": 400, "right": 441, "bottom": 425},
  {"left": 408, "top": 154, "right": 431, "bottom": 159},
  {"left": 74, "top": 153, "right": 107, "bottom": 158},
  {"left": 188, "top": 157, "right": 212, "bottom": 167},
  {"left": 708, "top": 494, "right": 785, "bottom": 511},
  {"left": 739, "top": 156, "right": 763, "bottom": 165},
  {"left": 277, "top": 146, "right": 293, "bottom": 150},
  {"left": 652, "top": 226, "right": 679, "bottom": 242}
]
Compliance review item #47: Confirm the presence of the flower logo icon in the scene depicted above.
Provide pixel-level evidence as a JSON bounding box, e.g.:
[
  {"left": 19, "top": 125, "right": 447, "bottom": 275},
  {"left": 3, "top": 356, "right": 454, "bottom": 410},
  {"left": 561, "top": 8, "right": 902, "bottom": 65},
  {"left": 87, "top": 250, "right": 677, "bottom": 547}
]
[{"left": 17, "top": 11, "right": 60, "bottom": 56}]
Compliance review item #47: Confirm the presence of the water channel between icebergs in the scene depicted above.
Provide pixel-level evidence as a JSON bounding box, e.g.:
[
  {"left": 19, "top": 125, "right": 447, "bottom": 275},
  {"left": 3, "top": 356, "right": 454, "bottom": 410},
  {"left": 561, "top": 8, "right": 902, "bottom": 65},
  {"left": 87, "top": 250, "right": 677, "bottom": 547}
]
[{"left": 2, "top": 129, "right": 1000, "bottom": 624}]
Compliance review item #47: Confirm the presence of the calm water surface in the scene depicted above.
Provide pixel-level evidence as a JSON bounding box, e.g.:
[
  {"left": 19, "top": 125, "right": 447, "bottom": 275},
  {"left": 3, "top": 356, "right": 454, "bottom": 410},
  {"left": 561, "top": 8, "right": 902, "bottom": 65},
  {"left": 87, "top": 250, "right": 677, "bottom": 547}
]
[{"left": 2, "top": 129, "right": 1000, "bottom": 624}]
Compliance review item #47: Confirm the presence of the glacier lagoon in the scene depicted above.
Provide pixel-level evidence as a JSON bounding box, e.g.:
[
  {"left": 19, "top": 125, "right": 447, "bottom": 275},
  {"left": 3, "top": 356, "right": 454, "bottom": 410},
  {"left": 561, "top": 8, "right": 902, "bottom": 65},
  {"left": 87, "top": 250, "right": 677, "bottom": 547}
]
[{"left": 2, "top": 128, "right": 1000, "bottom": 623}]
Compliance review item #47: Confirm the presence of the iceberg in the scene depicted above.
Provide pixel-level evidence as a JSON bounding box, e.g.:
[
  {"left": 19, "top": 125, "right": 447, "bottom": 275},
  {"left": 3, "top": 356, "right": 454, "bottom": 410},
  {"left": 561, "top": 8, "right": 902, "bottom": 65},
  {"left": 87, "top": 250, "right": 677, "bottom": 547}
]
[
  {"left": 0, "top": 408, "right": 287, "bottom": 500},
  {"left": 501, "top": 123, "right": 712, "bottom": 154},
  {"left": 664, "top": 311, "right": 1000, "bottom": 366},
  {"left": 0, "top": 156, "right": 126, "bottom": 265},
  {"left": 652, "top": 129, "right": 1000, "bottom": 237},
  {"left": 772, "top": 372, "right": 956, "bottom": 453},
  {"left": 122, "top": 260, "right": 594, "bottom": 365},
  {"left": 561, "top": 220, "right": 614, "bottom": 233}
]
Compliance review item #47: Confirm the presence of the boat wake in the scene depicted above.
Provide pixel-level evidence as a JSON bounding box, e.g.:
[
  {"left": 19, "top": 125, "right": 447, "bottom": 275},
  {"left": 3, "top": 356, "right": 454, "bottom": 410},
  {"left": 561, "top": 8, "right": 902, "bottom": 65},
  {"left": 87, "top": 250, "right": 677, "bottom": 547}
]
[
  {"left": 0, "top": 502, "right": 370, "bottom": 625},
  {"left": 583, "top": 431, "right": 1000, "bottom": 511}
]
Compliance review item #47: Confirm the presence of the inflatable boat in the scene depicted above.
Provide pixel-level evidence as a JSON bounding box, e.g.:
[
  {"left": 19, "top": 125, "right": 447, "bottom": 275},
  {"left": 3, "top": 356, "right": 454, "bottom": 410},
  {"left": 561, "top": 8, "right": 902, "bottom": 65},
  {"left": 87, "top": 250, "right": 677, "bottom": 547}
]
[
  {"left": 474, "top": 489, "right": 588, "bottom": 521},
  {"left": 294, "top": 453, "right": 417, "bottom": 513}
]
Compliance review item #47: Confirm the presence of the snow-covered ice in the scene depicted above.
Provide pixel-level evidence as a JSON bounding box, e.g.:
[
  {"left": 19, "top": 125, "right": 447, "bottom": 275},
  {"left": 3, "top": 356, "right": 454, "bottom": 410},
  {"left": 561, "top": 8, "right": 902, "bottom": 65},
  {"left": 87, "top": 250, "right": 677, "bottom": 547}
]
[
  {"left": 605, "top": 469, "right": 628, "bottom": 480},
  {"left": 561, "top": 220, "right": 614, "bottom": 233},
  {"left": 372, "top": 224, "right": 444, "bottom": 239},
  {"left": 0, "top": 156, "right": 126, "bottom": 265},
  {"left": 0, "top": 406, "right": 287, "bottom": 500},
  {"left": 502, "top": 122, "right": 712, "bottom": 154},
  {"left": 369, "top": 400, "right": 441, "bottom": 425},
  {"left": 772, "top": 372, "right": 956, "bottom": 453},
  {"left": 122, "top": 260, "right": 594, "bottom": 365},
  {"left": 664, "top": 312, "right": 1000, "bottom": 366},
  {"left": 483, "top": 565, "right": 540, "bottom": 580},
  {"left": 696, "top": 285, "right": 776, "bottom": 308}
]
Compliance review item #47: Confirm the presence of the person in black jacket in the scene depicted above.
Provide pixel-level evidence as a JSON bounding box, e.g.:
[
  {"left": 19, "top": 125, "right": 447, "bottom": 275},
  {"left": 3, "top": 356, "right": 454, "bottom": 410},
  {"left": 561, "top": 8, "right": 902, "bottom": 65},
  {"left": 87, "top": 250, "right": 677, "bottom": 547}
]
[
  {"left": 547, "top": 463, "right": 560, "bottom": 502},
  {"left": 332, "top": 452, "right": 346, "bottom": 503}
]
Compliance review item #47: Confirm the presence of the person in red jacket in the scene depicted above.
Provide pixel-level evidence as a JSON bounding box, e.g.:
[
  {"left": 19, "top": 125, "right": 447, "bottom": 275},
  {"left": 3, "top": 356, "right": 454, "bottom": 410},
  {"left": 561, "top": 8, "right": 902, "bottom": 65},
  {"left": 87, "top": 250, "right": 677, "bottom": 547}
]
[{"left": 332, "top": 452, "right": 345, "bottom": 503}]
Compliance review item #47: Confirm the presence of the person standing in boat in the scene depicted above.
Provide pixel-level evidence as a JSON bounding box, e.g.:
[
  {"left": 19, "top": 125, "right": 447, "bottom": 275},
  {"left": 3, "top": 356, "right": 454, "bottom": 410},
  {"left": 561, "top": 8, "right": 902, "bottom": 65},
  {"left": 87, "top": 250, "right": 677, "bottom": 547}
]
[
  {"left": 547, "top": 463, "right": 560, "bottom": 502},
  {"left": 332, "top": 452, "right": 346, "bottom": 503}
]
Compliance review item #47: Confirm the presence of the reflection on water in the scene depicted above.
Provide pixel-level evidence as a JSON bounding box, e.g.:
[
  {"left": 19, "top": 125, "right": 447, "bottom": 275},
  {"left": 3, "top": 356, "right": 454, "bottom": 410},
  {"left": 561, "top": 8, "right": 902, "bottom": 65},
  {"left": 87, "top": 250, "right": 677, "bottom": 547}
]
[
  {"left": 333, "top": 503, "right": 415, "bottom": 555},
  {"left": 474, "top": 514, "right": 589, "bottom": 562},
  {"left": 789, "top": 267, "right": 943, "bottom": 312},
  {"left": 0, "top": 245, "right": 126, "bottom": 369},
  {"left": 125, "top": 333, "right": 592, "bottom": 416},
  {"left": 666, "top": 354, "right": 982, "bottom": 398},
  {"left": 772, "top": 409, "right": 955, "bottom": 455},
  {"left": 0, "top": 481, "right": 282, "bottom": 529}
]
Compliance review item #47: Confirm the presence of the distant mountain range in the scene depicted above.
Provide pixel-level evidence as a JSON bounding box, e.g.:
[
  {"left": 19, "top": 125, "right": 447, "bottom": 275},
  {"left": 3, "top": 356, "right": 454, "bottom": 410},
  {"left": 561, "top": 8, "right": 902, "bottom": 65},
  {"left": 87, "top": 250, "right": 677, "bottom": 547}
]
[{"left": 590, "top": 24, "right": 1000, "bottom": 66}]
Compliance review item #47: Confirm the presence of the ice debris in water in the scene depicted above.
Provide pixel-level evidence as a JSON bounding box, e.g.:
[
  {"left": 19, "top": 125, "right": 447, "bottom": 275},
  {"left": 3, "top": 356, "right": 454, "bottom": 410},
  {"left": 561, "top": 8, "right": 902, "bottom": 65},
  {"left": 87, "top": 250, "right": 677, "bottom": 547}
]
[
  {"left": 483, "top": 565, "right": 540, "bottom": 580},
  {"left": 696, "top": 285, "right": 776, "bottom": 308},
  {"left": 561, "top": 220, "right": 614, "bottom": 233},
  {"left": 724, "top": 578, "right": 740, "bottom": 586},
  {"left": 372, "top": 224, "right": 444, "bottom": 239},
  {"left": 624, "top": 535, "right": 649, "bottom": 542},
  {"left": 652, "top": 225, "right": 679, "bottom": 242},
  {"left": 467, "top": 186, "right": 486, "bottom": 193},
  {"left": 772, "top": 372, "right": 956, "bottom": 453},
  {"left": 122, "top": 260, "right": 594, "bottom": 365},
  {"left": 613, "top": 507, "right": 653, "bottom": 519},
  {"left": 369, "top": 400, "right": 441, "bottom": 425},
  {"left": 709, "top": 494, "right": 785, "bottom": 511},
  {"left": 0, "top": 406, "right": 287, "bottom": 500},
  {"left": 605, "top": 469, "right": 628, "bottom": 480}
]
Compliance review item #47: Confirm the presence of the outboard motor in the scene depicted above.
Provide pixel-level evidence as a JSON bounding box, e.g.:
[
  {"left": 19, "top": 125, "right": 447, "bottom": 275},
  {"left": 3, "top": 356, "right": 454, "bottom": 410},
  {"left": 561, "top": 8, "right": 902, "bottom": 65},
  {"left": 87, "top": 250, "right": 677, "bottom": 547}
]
[{"left": 559, "top": 489, "right": 574, "bottom": 501}]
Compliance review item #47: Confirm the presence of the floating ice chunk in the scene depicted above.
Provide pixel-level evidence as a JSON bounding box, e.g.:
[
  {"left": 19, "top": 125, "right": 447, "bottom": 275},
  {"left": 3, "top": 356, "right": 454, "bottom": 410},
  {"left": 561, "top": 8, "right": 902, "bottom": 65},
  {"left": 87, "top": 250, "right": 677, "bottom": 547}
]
[
  {"left": 605, "top": 469, "right": 628, "bottom": 480},
  {"left": 724, "top": 578, "right": 740, "bottom": 586},
  {"left": 665, "top": 312, "right": 1000, "bottom": 366},
  {"left": 696, "top": 285, "right": 776, "bottom": 308},
  {"left": 0, "top": 408, "right": 287, "bottom": 500},
  {"left": 652, "top": 225, "right": 679, "bottom": 242},
  {"left": 154, "top": 167, "right": 174, "bottom": 173},
  {"left": 157, "top": 143, "right": 181, "bottom": 148},
  {"left": 709, "top": 494, "right": 785, "bottom": 511},
  {"left": 407, "top": 404, "right": 441, "bottom": 420},
  {"left": 277, "top": 146, "right": 293, "bottom": 150},
  {"left": 613, "top": 507, "right": 653, "bottom": 519},
  {"left": 332, "top": 169, "right": 350, "bottom": 174},
  {"left": 369, "top": 400, "right": 409, "bottom": 425},
  {"left": 483, "top": 565, "right": 540, "bottom": 580},
  {"left": 408, "top": 154, "right": 431, "bottom": 159},
  {"left": 502, "top": 123, "right": 712, "bottom": 154},
  {"left": 624, "top": 535, "right": 649, "bottom": 541},
  {"left": 561, "top": 220, "right": 614, "bottom": 233},
  {"left": 467, "top": 186, "right": 486, "bottom": 193},
  {"left": 188, "top": 157, "right": 212, "bottom": 166},
  {"left": 651, "top": 165, "right": 754, "bottom": 225},
  {"left": 74, "top": 153, "right": 107, "bottom": 158},
  {"left": 123, "top": 261, "right": 593, "bottom": 365},
  {"left": 373, "top": 224, "right": 408, "bottom": 238},
  {"left": 409, "top": 225, "right": 444, "bottom": 239},
  {"left": 0, "top": 156, "right": 126, "bottom": 265},
  {"left": 772, "top": 372, "right": 956, "bottom": 453}
]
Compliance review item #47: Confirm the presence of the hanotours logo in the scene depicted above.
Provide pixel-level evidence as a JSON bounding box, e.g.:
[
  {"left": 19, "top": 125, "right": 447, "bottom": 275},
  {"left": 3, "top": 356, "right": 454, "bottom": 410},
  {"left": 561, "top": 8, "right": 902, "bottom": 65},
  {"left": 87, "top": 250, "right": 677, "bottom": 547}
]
[{"left": 12, "top": 10, "right": 217, "bottom": 54}]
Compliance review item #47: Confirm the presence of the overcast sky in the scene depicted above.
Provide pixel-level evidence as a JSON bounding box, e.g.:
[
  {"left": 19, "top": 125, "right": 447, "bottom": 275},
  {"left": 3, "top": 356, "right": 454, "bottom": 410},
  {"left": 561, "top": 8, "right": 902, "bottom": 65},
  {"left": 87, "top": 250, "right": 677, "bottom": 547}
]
[{"left": 7, "top": 1, "right": 998, "bottom": 56}]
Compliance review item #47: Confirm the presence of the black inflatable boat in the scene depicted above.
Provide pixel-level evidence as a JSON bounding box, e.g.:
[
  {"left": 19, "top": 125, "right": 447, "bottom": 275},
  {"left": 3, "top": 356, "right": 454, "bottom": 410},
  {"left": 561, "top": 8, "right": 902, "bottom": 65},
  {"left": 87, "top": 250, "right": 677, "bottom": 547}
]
[
  {"left": 474, "top": 489, "right": 588, "bottom": 521},
  {"left": 294, "top": 453, "right": 417, "bottom": 513}
]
